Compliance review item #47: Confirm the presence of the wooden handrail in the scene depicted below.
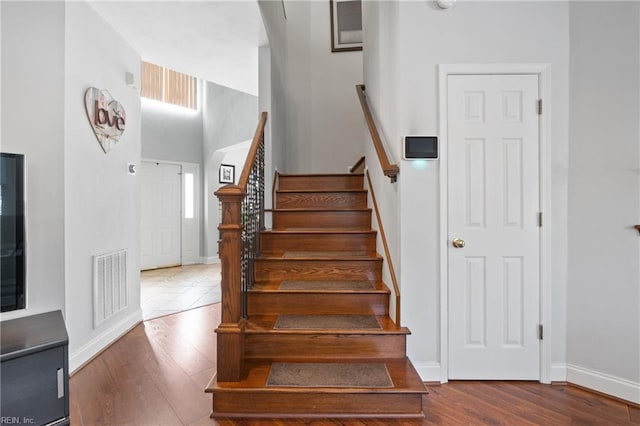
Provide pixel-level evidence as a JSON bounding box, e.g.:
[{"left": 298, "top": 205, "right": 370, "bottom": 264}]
[
  {"left": 349, "top": 156, "right": 366, "bottom": 174},
  {"left": 356, "top": 85, "right": 399, "bottom": 183},
  {"left": 366, "top": 170, "right": 401, "bottom": 326},
  {"left": 238, "top": 112, "right": 268, "bottom": 191}
]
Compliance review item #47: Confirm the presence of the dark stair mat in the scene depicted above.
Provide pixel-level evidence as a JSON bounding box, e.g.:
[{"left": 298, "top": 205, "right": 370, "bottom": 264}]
[
  {"left": 266, "top": 362, "right": 393, "bottom": 388},
  {"left": 274, "top": 314, "right": 381, "bottom": 330},
  {"left": 279, "top": 280, "right": 375, "bottom": 290}
]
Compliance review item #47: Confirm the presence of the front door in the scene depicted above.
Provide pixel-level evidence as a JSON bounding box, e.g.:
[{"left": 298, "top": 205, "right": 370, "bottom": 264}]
[
  {"left": 140, "top": 161, "right": 182, "bottom": 270},
  {"left": 447, "top": 74, "right": 541, "bottom": 379}
]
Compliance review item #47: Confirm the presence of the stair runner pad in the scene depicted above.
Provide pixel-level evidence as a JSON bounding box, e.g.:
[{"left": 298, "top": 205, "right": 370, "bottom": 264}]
[
  {"left": 282, "top": 227, "right": 366, "bottom": 232},
  {"left": 266, "top": 362, "right": 393, "bottom": 388},
  {"left": 282, "top": 251, "right": 369, "bottom": 258},
  {"left": 274, "top": 314, "right": 381, "bottom": 330},
  {"left": 279, "top": 280, "right": 374, "bottom": 290}
]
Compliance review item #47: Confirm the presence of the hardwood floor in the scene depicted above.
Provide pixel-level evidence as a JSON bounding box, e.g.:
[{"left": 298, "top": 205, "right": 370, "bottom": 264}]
[{"left": 70, "top": 303, "right": 639, "bottom": 425}]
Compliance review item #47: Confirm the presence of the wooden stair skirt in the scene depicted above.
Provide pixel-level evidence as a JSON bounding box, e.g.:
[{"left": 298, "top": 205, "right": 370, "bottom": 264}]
[{"left": 207, "top": 173, "right": 427, "bottom": 418}]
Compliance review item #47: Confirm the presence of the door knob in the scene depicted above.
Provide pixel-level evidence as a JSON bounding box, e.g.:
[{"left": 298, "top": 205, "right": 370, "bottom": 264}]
[{"left": 452, "top": 238, "right": 466, "bottom": 248}]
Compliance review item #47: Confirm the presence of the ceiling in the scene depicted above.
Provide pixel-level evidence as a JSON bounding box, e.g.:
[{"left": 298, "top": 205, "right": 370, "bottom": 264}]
[{"left": 88, "top": 1, "right": 268, "bottom": 96}]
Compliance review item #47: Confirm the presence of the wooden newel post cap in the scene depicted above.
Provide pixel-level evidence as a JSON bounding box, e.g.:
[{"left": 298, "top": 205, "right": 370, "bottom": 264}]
[{"left": 215, "top": 185, "right": 245, "bottom": 201}]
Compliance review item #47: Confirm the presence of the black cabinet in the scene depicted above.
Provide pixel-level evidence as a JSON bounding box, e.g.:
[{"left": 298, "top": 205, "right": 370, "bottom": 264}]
[{"left": 1, "top": 311, "right": 69, "bottom": 425}]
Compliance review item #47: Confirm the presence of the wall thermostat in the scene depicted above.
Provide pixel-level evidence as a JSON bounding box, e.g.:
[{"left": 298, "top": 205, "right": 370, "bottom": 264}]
[{"left": 403, "top": 136, "right": 438, "bottom": 160}]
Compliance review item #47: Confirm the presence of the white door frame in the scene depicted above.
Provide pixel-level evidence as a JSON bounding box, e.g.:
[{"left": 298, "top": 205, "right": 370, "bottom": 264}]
[
  {"left": 438, "top": 64, "right": 552, "bottom": 384},
  {"left": 141, "top": 158, "right": 201, "bottom": 266}
]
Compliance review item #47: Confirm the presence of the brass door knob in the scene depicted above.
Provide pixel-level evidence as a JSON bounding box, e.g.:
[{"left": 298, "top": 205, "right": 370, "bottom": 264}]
[{"left": 452, "top": 238, "right": 466, "bottom": 248}]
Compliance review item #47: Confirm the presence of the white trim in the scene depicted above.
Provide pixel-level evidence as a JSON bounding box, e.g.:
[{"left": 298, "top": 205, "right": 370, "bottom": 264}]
[
  {"left": 567, "top": 364, "right": 640, "bottom": 404},
  {"left": 438, "top": 67, "right": 449, "bottom": 383},
  {"left": 69, "top": 308, "right": 142, "bottom": 373},
  {"left": 438, "top": 63, "right": 552, "bottom": 384},
  {"left": 414, "top": 362, "right": 442, "bottom": 383},
  {"left": 551, "top": 363, "right": 567, "bottom": 383},
  {"left": 201, "top": 256, "right": 220, "bottom": 264}
]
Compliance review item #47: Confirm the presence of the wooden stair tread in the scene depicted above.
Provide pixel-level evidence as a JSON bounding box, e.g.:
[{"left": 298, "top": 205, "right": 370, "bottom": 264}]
[
  {"left": 273, "top": 227, "right": 371, "bottom": 232},
  {"left": 207, "top": 358, "right": 427, "bottom": 394},
  {"left": 245, "top": 315, "right": 408, "bottom": 334},
  {"left": 277, "top": 189, "right": 368, "bottom": 193},
  {"left": 279, "top": 173, "right": 365, "bottom": 178},
  {"left": 272, "top": 208, "right": 372, "bottom": 212},
  {"left": 258, "top": 252, "right": 382, "bottom": 260},
  {"left": 262, "top": 229, "right": 377, "bottom": 235},
  {"left": 250, "top": 280, "right": 390, "bottom": 293}
]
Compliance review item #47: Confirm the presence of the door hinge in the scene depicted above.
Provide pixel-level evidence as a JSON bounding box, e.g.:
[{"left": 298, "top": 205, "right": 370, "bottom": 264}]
[
  {"left": 538, "top": 324, "right": 544, "bottom": 340},
  {"left": 537, "top": 99, "right": 543, "bottom": 115},
  {"left": 537, "top": 212, "right": 543, "bottom": 227}
]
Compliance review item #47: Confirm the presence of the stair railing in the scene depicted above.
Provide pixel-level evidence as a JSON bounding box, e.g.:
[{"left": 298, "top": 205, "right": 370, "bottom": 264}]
[
  {"left": 366, "top": 170, "right": 401, "bottom": 326},
  {"left": 214, "top": 111, "right": 267, "bottom": 382},
  {"left": 355, "top": 85, "right": 399, "bottom": 183}
]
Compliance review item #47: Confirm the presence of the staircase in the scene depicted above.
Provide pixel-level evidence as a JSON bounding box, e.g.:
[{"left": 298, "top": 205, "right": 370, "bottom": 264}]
[{"left": 207, "top": 173, "right": 427, "bottom": 418}]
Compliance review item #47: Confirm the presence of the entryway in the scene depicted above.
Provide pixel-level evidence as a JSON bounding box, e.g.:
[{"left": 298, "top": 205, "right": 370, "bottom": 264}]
[
  {"left": 139, "top": 159, "right": 206, "bottom": 320},
  {"left": 440, "top": 66, "right": 549, "bottom": 381},
  {"left": 140, "top": 263, "right": 221, "bottom": 320},
  {"left": 140, "top": 160, "right": 200, "bottom": 270}
]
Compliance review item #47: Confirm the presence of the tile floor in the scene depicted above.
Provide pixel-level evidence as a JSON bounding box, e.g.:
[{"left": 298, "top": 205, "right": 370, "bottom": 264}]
[{"left": 140, "top": 263, "right": 221, "bottom": 321}]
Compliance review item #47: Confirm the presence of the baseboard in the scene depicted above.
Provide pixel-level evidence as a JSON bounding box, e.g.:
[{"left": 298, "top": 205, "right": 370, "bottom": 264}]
[
  {"left": 551, "top": 363, "right": 567, "bottom": 383},
  {"left": 567, "top": 363, "right": 640, "bottom": 404},
  {"left": 202, "top": 256, "right": 220, "bottom": 264},
  {"left": 69, "top": 308, "right": 142, "bottom": 373},
  {"left": 415, "top": 362, "right": 441, "bottom": 383}
]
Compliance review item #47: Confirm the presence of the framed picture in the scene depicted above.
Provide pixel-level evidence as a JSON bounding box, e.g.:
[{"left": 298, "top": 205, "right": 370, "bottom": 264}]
[
  {"left": 330, "top": 0, "right": 363, "bottom": 52},
  {"left": 219, "top": 164, "right": 235, "bottom": 184}
]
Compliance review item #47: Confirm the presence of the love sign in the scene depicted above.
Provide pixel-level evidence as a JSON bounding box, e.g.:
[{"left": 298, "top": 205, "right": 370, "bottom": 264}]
[{"left": 84, "top": 87, "right": 126, "bottom": 154}]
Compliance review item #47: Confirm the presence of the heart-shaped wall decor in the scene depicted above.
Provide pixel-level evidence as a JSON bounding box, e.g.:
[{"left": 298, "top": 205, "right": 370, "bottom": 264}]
[{"left": 84, "top": 87, "right": 127, "bottom": 154}]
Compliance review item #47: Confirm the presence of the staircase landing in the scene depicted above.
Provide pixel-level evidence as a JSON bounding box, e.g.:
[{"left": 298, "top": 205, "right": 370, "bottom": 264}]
[{"left": 208, "top": 358, "right": 425, "bottom": 418}]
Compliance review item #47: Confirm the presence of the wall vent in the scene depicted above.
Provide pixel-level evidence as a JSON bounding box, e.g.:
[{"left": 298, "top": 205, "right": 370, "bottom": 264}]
[{"left": 93, "top": 249, "right": 128, "bottom": 328}]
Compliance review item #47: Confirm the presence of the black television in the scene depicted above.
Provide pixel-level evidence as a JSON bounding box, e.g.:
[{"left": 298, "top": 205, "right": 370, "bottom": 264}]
[{"left": 1, "top": 153, "right": 26, "bottom": 312}]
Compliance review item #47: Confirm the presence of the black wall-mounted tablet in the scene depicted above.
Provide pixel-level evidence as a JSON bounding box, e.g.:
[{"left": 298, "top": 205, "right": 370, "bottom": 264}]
[{"left": 403, "top": 136, "right": 438, "bottom": 160}]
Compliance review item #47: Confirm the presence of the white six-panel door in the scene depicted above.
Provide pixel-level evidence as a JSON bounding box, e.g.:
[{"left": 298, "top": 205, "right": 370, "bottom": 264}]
[
  {"left": 140, "top": 161, "right": 182, "bottom": 270},
  {"left": 447, "top": 74, "right": 540, "bottom": 379}
]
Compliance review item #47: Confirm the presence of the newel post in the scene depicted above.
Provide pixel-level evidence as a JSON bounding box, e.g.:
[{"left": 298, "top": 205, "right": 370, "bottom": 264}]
[{"left": 214, "top": 185, "right": 245, "bottom": 382}]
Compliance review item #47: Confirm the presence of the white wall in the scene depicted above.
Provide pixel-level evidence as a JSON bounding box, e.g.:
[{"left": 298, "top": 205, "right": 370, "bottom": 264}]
[
  {"left": 64, "top": 1, "right": 142, "bottom": 371},
  {"left": 258, "top": 0, "right": 364, "bottom": 174},
  {"left": 0, "top": 1, "right": 67, "bottom": 321},
  {"left": 142, "top": 97, "right": 203, "bottom": 165},
  {"left": 202, "top": 81, "right": 258, "bottom": 260},
  {"left": 141, "top": 94, "right": 205, "bottom": 261},
  {"left": 259, "top": 44, "right": 275, "bottom": 225},
  {"left": 567, "top": 1, "right": 640, "bottom": 402},
  {"left": 284, "top": 1, "right": 364, "bottom": 173},
  {"left": 362, "top": 1, "right": 570, "bottom": 382},
  {"left": 202, "top": 81, "right": 258, "bottom": 162},
  {"left": 258, "top": 0, "right": 287, "bottom": 179},
  {"left": 0, "top": 1, "right": 143, "bottom": 371}
]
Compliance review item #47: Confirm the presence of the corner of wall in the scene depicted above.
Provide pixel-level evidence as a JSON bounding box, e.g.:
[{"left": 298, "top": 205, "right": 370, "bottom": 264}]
[
  {"left": 567, "top": 364, "right": 640, "bottom": 404},
  {"left": 64, "top": 1, "right": 142, "bottom": 366},
  {"left": 69, "top": 309, "right": 142, "bottom": 373}
]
